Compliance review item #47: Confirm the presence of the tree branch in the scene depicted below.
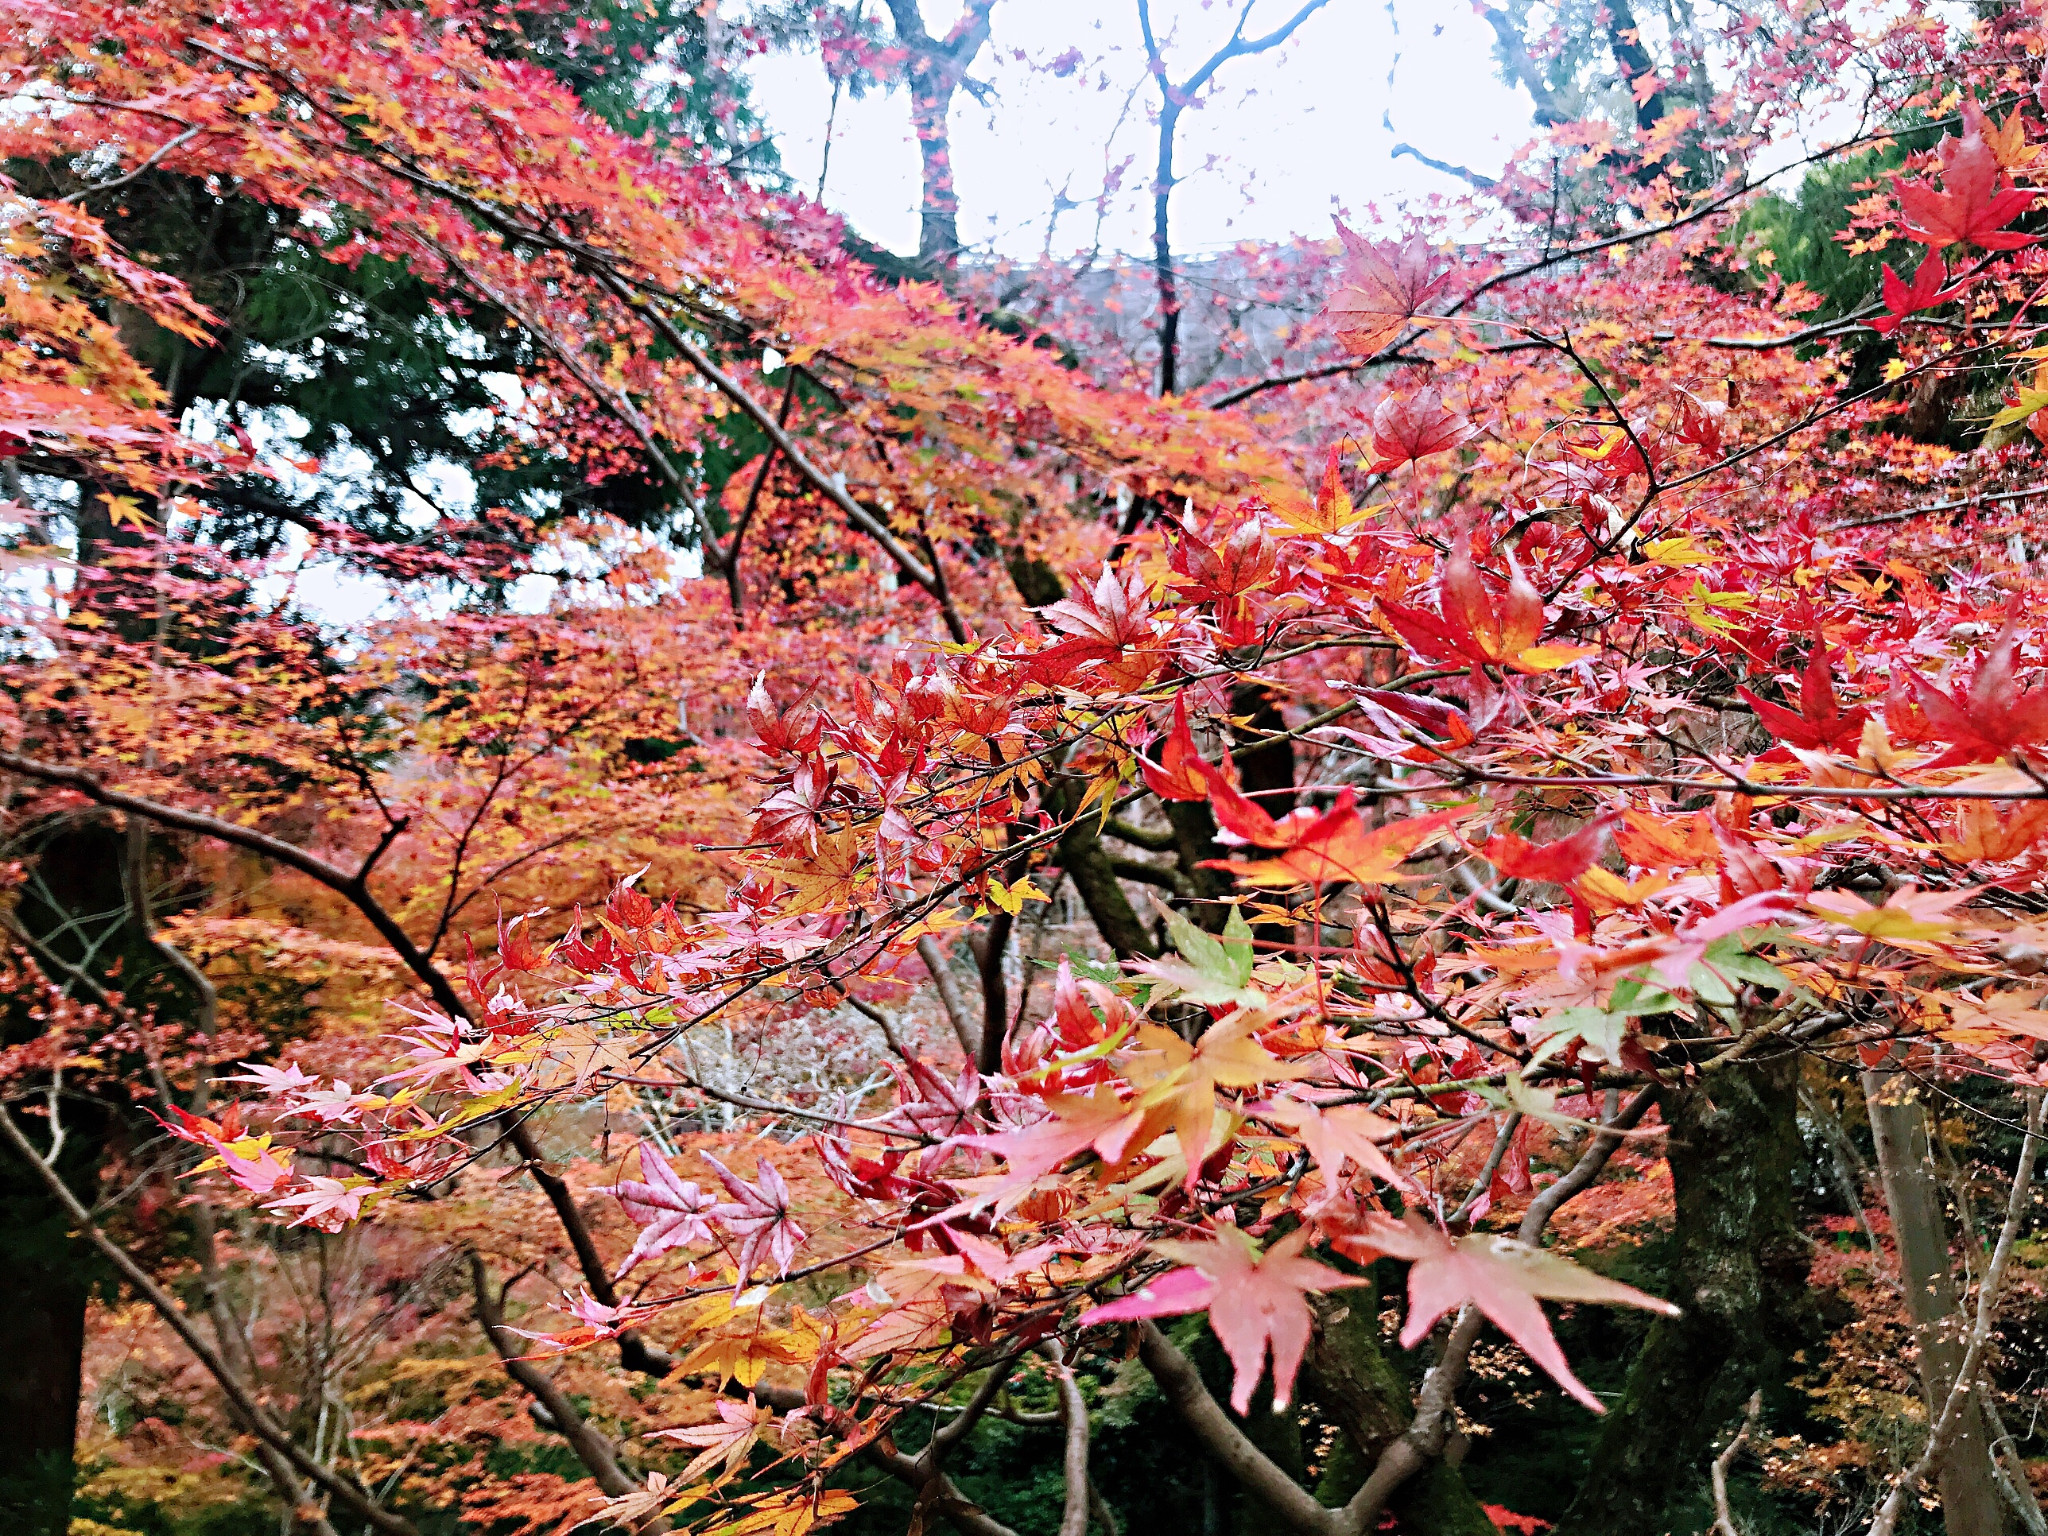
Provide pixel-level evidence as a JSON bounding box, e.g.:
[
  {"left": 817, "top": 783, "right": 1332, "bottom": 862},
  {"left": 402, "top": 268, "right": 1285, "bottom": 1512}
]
[
  {"left": 469, "top": 1251, "right": 668, "bottom": 1527},
  {"left": 0, "top": 751, "right": 679, "bottom": 1376},
  {"left": 1038, "top": 1340, "right": 1092, "bottom": 1536},
  {"left": 594, "top": 273, "right": 970, "bottom": 643},
  {"left": 1135, "top": 1322, "right": 1338, "bottom": 1536},
  {"left": 1710, "top": 1391, "right": 1761, "bottom": 1536},
  {"left": 918, "top": 935, "right": 982, "bottom": 1061},
  {"left": 1341, "top": 1085, "right": 1659, "bottom": 1529}
]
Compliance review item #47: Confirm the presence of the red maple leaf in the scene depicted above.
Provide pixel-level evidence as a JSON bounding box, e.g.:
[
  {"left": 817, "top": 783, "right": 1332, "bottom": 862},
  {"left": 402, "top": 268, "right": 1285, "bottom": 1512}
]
[
  {"left": 1379, "top": 534, "right": 1594, "bottom": 673},
  {"left": 1202, "top": 784, "right": 1467, "bottom": 888},
  {"left": 1141, "top": 694, "right": 1238, "bottom": 802},
  {"left": 1737, "top": 644, "right": 1868, "bottom": 753},
  {"left": 1369, "top": 387, "right": 1475, "bottom": 474},
  {"left": 1480, "top": 813, "right": 1618, "bottom": 885},
  {"left": 1907, "top": 623, "right": 2048, "bottom": 769},
  {"left": 1869, "top": 253, "right": 1968, "bottom": 336},
  {"left": 1893, "top": 128, "right": 2037, "bottom": 250},
  {"left": 1326, "top": 224, "right": 1452, "bottom": 359}
]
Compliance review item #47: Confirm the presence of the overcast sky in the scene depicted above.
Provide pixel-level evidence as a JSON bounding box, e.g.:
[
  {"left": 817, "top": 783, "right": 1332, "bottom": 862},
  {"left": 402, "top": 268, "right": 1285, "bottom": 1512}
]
[{"left": 744, "top": 0, "right": 1539, "bottom": 260}]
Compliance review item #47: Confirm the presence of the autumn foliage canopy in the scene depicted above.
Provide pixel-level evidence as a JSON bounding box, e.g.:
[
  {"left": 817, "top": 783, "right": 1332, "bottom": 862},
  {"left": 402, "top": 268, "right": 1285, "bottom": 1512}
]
[{"left": 11, "top": 2, "right": 2048, "bottom": 1535}]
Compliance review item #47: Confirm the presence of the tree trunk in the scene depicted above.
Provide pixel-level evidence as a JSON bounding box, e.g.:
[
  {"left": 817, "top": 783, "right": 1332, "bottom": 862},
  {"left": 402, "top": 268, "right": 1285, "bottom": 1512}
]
[
  {"left": 0, "top": 1200, "right": 89, "bottom": 1535},
  {"left": 1561, "top": 1054, "right": 1811, "bottom": 1536},
  {"left": 1151, "top": 103, "right": 1182, "bottom": 397},
  {"left": 881, "top": 1, "right": 995, "bottom": 278},
  {"left": 907, "top": 80, "right": 964, "bottom": 271},
  {"left": 1861, "top": 1062, "right": 2020, "bottom": 1535}
]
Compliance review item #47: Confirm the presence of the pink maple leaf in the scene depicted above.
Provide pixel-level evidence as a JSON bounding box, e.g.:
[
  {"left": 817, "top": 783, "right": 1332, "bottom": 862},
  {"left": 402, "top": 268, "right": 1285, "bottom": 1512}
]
[
  {"left": 602, "top": 1147, "right": 721, "bottom": 1280},
  {"left": 1341, "top": 1212, "right": 1677, "bottom": 1412},
  {"left": 702, "top": 1153, "right": 807, "bottom": 1284},
  {"left": 655, "top": 1397, "right": 778, "bottom": 1483},
  {"left": 264, "top": 1176, "right": 368, "bottom": 1232},
  {"left": 1080, "top": 1225, "right": 1367, "bottom": 1412},
  {"left": 223, "top": 1060, "right": 318, "bottom": 1095}
]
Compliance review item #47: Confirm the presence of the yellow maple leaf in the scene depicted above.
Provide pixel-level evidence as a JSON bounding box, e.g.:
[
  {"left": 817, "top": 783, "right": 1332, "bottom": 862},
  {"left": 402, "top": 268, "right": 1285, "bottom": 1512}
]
[
  {"left": 1121, "top": 1021, "right": 1313, "bottom": 1174},
  {"left": 103, "top": 494, "right": 154, "bottom": 530},
  {"left": 762, "top": 826, "right": 864, "bottom": 915}
]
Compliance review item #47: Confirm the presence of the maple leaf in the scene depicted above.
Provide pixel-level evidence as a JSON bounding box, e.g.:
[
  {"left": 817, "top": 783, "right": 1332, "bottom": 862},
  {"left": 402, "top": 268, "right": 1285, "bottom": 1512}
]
[
  {"left": 603, "top": 1146, "right": 722, "bottom": 1279},
  {"left": 1251, "top": 1096, "right": 1413, "bottom": 1191},
  {"left": 961, "top": 1084, "right": 1155, "bottom": 1185},
  {"left": 102, "top": 493, "right": 153, "bottom": 530},
  {"left": 1963, "top": 99, "right": 2037, "bottom": 169},
  {"left": 1082, "top": 1226, "right": 1367, "bottom": 1411},
  {"left": 265, "top": 1176, "right": 370, "bottom": 1231},
  {"left": 1892, "top": 127, "right": 2037, "bottom": 250},
  {"left": 1737, "top": 645, "right": 1868, "bottom": 753},
  {"left": 1480, "top": 813, "right": 1618, "bottom": 885},
  {"left": 1379, "top": 534, "right": 1596, "bottom": 673},
  {"left": 1203, "top": 786, "right": 1468, "bottom": 889},
  {"left": 1354, "top": 686, "right": 1476, "bottom": 748},
  {"left": 1339, "top": 1212, "right": 1677, "bottom": 1412},
  {"left": 1808, "top": 884, "right": 1976, "bottom": 943},
  {"left": 1141, "top": 694, "right": 1236, "bottom": 802},
  {"left": 656, "top": 1396, "right": 778, "bottom": 1483},
  {"left": 1868, "top": 253, "right": 1967, "bottom": 336},
  {"left": 706, "top": 1487, "right": 860, "bottom": 1536},
  {"left": 703, "top": 1154, "right": 808, "bottom": 1285},
  {"left": 1030, "top": 565, "right": 1165, "bottom": 689},
  {"left": 1942, "top": 799, "right": 2048, "bottom": 862},
  {"left": 1906, "top": 624, "right": 2048, "bottom": 768},
  {"left": 1368, "top": 388, "right": 1475, "bottom": 474},
  {"left": 1122, "top": 1017, "right": 1315, "bottom": 1173},
  {"left": 595, "top": 1472, "right": 694, "bottom": 1531},
  {"left": 761, "top": 825, "right": 865, "bottom": 915},
  {"left": 224, "top": 1060, "right": 319, "bottom": 1095},
  {"left": 217, "top": 1143, "right": 295, "bottom": 1196},
  {"left": 747, "top": 674, "right": 824, "bottom": 756},
  {"left": 1327, "top": 224, "right": 1451, "bottom": 358},
  {"left": 1129, "top": 901, "right": 1259, "bottom": 1007},
  {"left": 754, "top": 762, "right": 842, "bottom": 852},
  {"left": 1613, "top": 808, "right": 1717, "bottom": 870}
]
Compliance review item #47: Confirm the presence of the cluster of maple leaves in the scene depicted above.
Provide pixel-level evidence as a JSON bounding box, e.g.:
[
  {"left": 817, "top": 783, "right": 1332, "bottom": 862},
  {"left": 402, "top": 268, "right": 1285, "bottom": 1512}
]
[{"left": 9, "top": 0, "right": 2048, "bottom": 1530}]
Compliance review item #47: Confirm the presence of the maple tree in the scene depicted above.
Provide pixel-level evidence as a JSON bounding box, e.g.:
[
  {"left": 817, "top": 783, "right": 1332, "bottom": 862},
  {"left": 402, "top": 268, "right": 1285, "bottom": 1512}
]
[{"left": 15, "top": 3, "right": 2048, "bottom": 1536}]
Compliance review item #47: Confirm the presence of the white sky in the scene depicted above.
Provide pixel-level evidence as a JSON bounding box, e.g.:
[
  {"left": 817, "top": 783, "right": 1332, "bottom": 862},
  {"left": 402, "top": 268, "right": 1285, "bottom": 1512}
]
[{"left": 744, "top": 0, "right": 1539, "bottom": 260}]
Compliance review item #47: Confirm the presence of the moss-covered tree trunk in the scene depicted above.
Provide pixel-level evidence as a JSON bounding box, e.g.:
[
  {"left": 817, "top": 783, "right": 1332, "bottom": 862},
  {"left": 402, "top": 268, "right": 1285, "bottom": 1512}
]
[
  {"left": 1559, "top": 1055, "right": 1811, "bottom": 1536},
  {"left": 1303, "top": 1289, "right": 1496, "bottom": 1535}
]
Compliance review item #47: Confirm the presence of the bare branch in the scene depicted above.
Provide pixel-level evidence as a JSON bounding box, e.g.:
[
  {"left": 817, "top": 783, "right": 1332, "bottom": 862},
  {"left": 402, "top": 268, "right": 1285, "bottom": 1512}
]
[
  {"left": 1341, "top": 1085, "right": 1659, "bottom": 1530},
  {"left": 918, "top": 934, "right": 982, "bottom": 1059},
  {"left": 0, "top": 751, "right": 679, "bottom": 1377},
  {"left": 1135, "top": 1322, "right": 1338, "bottom": 1536},
  {"left": 469, "top": 1251, "right": 668, "bottom": 1528},
  {"left": 1039, "top": 1339, "right": 1092, "bottom": 1536},
  {"left": 1710, "top": 1391, "right": 1762, "bottom": 1536}
]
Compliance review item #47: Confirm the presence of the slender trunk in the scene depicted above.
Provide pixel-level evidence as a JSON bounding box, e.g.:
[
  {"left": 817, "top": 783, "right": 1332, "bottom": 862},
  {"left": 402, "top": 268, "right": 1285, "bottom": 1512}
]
[
  {"left": 1151, "top": 104, "right": 1181, "bottom": 396},
  {"left": 1861, "top": 1062, "right": 2016, "bottom": 1535},
  {"left": 882, "top": 1, "right": 994, "bottom": 279},
  {"left": 1562, "top": 1054, "right": 1812, "bottom": 1536},
  {"left": 910, "top": 80, "right": 963, "bottom": 273}
]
